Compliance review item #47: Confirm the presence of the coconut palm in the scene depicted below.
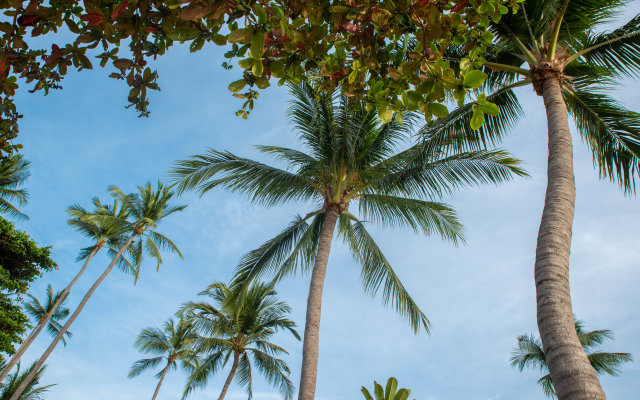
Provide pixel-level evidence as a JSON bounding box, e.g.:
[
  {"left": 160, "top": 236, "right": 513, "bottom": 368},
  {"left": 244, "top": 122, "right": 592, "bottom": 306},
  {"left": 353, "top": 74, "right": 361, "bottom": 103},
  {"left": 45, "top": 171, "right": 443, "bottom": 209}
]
[
  {"left": 0, "top": 154, "right": 29, "bottom": 221},
  {"left": 511, "top": 319, "right": 633, "bottom": 398},
  {"left": 171, "top": 83, "right": 527, "bottom": 400},
  {"left": 0, "top": 197, "right": 130, "bottom": 383},
  {"left": 23, "top": 285, "right": 73, "bottom": 346},
  {"left": 9, "top": 181, "right": 186, "bottom": 400},
  {"left": 0, "top": 362, "right": 53, "bottom": 400},
  {"left": 179, "top": 282, "right": 299, "bottom": 400},
  {"left": 422, "top": 2, "right": 640, "bottom": 397},
  {"left": 129, "top": 318, "right": 198, "bottom": 400}
]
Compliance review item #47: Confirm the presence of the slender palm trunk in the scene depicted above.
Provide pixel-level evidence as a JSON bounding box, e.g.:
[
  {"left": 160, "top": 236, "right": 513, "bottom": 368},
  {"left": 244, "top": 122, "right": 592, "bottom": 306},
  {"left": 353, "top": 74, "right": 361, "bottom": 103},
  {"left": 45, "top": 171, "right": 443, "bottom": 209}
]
[
  {"left": 0, "top": 246, "right": 100, "bottom": 382},
  {"left": 298, "top": 207, "right": 339, "bottom": 400},
  {"left": 536, "top": 78, "right": 606, "bottom": 400},
  {"left": 9, "top": 234, "right": 137, "bottom": 400},
  {"left": 218, "top": 352, "right": 241, "bottom": 400},
  {"left": 151, "top": 362, "right": 170, "bottom": 400}
]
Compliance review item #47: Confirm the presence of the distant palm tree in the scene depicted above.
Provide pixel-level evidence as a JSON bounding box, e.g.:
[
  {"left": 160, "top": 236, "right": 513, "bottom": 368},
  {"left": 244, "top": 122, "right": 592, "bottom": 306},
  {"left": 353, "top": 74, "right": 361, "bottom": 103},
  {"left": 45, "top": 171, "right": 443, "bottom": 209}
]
[
  {"left": 433, "top": 2, "right": 640, "bottom": 397},
  {"left": 0, "top": 154, "right": 29, "bottom": 221},
  {"left": 0, "top": 362, "right": 53, "bottom": 400},
  {"left": 172, "top": 83, "right": 526, "bottom": 400},
  {"left": 179, "top": 282, "right": 299, "bottom": 400},
  {"left": 129, "top": 318, "right": 198, "bottom": 400},
  {"left": 24, "top": 285, "right": 73, "bottom": 346},
  {"left": 511, "top": 319, "right": 633, "bottom": 398},
  {"left": 0, "top": 198, "right": 130, "bottom": 382},
  {"left": 9, "top": 182, "right": 186, "bottom": 400}
]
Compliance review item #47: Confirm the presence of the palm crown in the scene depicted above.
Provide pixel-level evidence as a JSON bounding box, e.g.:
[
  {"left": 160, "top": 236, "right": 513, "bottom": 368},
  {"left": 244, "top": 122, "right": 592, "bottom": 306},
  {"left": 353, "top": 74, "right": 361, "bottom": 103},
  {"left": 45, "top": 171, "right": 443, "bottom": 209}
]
[
  {"left": 511, "top": 319, "right": 633, "bottom": 398},
  {"left": 173, "top": 83, "right": 526, "bottom": 333},
  {"left": 23, "top": 285, "right": 72, "bottom": 346},
  {"left": 179, "top": 282, "right": 299, "bottom": 400},
  {"left": 0, "top": 154, "right": 29, "bottom": 221},
  {"left": 440, "top": 0, "right": 640, "bottom": 191},
  {"left": 0, "top": 362, "right": 52, "bottom": 400}
]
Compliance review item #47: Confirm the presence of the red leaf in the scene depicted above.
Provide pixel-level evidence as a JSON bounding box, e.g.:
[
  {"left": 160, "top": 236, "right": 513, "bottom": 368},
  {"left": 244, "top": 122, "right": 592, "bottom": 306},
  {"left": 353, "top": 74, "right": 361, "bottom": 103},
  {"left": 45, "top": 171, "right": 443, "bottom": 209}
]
[
  {"left": 416, "top": 0, "right": 429, "bottom": 8},
  {"left": 137, "top": 59, "right": 147, "bottom": 66},
  {"left": 451, "top": 0, "right": 468, "bottom": 12},
  {"left": 17, "top": 14, "right": 40, "bottom": 27},
  {"left": 25, "top": 0, "right": 38, "bottom": 13},
  {"left": 45, "top": 44, "right": 62, "bottom": 66},
  {"left": 110, "top": 1, "right": 128, "bottom": 20},
  {"left": 80, "top": 13, "right": 106, "bottom": 26},
  {"left": 330, "top": 67, "right": 347, "bottom": 80},
  {"left": 145, "top": 25, "right": 160, "bottom": 33},
  {"left": 342, "top": 22, "right": 359, "bottom": 34}
]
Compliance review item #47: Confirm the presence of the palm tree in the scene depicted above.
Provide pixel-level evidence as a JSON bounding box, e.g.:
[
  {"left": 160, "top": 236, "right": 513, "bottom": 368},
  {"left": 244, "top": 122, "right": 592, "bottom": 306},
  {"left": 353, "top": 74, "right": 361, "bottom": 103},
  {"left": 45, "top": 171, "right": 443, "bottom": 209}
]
[
  {"left": 129, "top": 318, "right": 198, "bottom": 400},
  {"left": 0, "top": 154, "right": 29, "bottom": 220},
  {"left": 511, "top": 319, "right": 633, "bottom": 398},
  {"left": 9, "top": 181, "right": 186, "bottom": 400},
  {"left": 0, "top": 362, "right": 53, "bottom": 400},
  {"left": 0, "top": 197, "right": 130, "bottom": 382},
  {"left": 423, "top": 2, "right": 640, "bottom": 397},
  {"left": 179, "top": 282, "right": 300, "bottom": 400},
  {"left": 23, "top": 285, "right": 73, "bottom": 346},
  {"left": 171, "top": 83, "right": 527, "bottom": 400}
]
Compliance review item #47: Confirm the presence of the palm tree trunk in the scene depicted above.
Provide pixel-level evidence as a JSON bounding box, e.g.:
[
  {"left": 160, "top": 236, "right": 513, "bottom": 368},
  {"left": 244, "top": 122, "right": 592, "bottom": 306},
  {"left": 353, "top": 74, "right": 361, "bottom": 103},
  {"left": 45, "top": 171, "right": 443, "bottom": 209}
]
[
  {"left": 0, "top": 246, "right": 100, "bottom": 382},
  {"left": 9, "top": 234, "right": 137, "bottom": 400},
  {"left": 536, "top": 78, "right": 606, "bottom": 400},
  {"left": 298, "top": 207, "right": 339, "bottom": 400},
  {"left": 151, "top": 362, "right": 170, "bottom": 400},
  {"left": 218, "top": 352, "right": 241, "bottom": 400}
]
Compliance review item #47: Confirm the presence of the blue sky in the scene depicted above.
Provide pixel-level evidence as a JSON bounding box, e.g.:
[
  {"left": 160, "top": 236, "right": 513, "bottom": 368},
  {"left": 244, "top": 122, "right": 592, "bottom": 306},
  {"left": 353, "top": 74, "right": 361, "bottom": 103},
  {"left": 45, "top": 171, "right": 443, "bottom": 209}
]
[{"left": 8, "top": 3, "right": 640, "bottom": 399}]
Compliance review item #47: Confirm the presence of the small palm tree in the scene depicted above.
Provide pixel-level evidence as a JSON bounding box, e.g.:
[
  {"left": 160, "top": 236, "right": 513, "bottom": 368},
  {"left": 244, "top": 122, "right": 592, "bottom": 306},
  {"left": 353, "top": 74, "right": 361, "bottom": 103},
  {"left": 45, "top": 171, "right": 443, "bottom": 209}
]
[
  {"left": 179, "top": 282, "right": 300, "bottom": 400},
  {"left": 511, "top": 319, "right": 633, "bottom": 398},
  {"left": 24, "top": 285, "right": 73, "bottom": 346},
  {"left": 172, "top": 84, "right": 526, "bottom": 400},
  {"left": 9, "top": 182, "right": 186, "bottom": 400},
  {"left": 0, "top": 198, "right": 130, "bottom": 382},
  {"left": 0, "top": 154, "right": 29, "bottom": 221},
  {"left": 0, "top": 362, "right": 53, "bottom": 400},
  {"left": 361, "top": 377, "right": 413, "bottom": 400},
  {"left": 129, "top": 318, "right": 198, "bottom": 400},
  {"left": 435, "top": 2, "right": 640, "bottom": 397}
]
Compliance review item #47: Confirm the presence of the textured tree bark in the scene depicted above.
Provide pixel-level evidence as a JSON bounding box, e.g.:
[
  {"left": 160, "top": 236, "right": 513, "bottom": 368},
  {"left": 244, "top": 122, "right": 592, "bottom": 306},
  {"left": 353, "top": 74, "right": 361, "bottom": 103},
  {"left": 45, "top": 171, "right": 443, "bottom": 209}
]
[
  {"left": 151, "top": 363, "right": 170, "bottom": 400},
  {"left": 0, "top": 245, "right": 100, "bottom": 382},
  {"left": 297, "top": 207, "right": 339, "bottom": 400},
  {"left": 218, "top": 352, "right": 241, "bottom": 400},
  {"left": 536, "top": 78, "right": 606, "bottom": 400},
  {"left": 9, "top": 234, "right": 137, "bottom": 400}
]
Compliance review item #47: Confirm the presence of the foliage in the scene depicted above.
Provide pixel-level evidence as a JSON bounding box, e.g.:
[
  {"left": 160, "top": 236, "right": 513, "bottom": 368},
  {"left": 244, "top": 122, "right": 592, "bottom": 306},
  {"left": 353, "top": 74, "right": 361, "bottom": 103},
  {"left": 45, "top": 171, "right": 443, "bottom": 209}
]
[
  {"left": 0, "top": 154, "right": 29, "bottom": 221},
  {"left": 0, "top": 362, "right": 53, "bottom": 400},
  {"left": 172, "top": 83, "right": 526, "bottom": 333},
  {"left": 361, "top": 377, "right": 414, "bottom": 400},
  {"left": 23, "top": 285, "right": 72, "bottom": 345},
  {"left": 0, "top": 0, "right": 526, "bottom": 154},
  {"left": 0, "top": 217, "right": 55, "bottom": 356},
  {"left": 178, "top": 281, "right": 299, "bottom": 399},
  {"left": 128, "top": 317, "right": 198, "bottom": 385},
  {"left": 511, "top": 319, "right": 634, "bottom": 398}
]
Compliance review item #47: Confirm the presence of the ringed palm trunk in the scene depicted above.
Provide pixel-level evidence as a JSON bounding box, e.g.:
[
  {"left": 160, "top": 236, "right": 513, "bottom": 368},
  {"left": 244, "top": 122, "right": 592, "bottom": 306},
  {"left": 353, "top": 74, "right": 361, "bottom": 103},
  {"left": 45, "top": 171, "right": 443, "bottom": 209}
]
[
  {"left": 298, "top": 207, "right": 339, "bottom": 400},
  {"left": 151, "top": 362, "right": 171, "bottom": 400},
  {"left": 218, "top": 352, "right": 241, "bottom": 400},
  {"left": 9, "top": 234, "right": 137, "bottom": 400},
  {"left": 0, "top": 246, "right": 100, "bottom": 382},
  {"left": 536, "top": 78, "right": 606, "bottom": 400}
]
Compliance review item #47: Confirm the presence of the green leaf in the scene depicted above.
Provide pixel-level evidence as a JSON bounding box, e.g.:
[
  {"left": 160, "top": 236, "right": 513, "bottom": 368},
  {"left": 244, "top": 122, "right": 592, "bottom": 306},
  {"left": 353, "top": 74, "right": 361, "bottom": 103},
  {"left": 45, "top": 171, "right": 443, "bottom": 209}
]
[
  {"left": 238, "top": 58, "right": 255, "bottom": 69},
  {"left": 270, "top": 61, "right": 285, "bottom": 78},
  {"left": 470, "top": 109, "right": 485, "bottom": 130},
  {"left": 377, "top": 107, "right": 393, "bottom": 123},
  {"left": 463, "top": 70, "right": 488, "bottom": 89},
  {"left": 251, "top": 31, "right": 265, "bottom": 58},
  {"left": 479, "top": 102, "right": 499, "bottom": 116},
  {"left": 427, "top": 102, "right": 449, "bottom": 118},
  {"left": 166, "top": 27, "right": 200, "bottom": 42},
  {"left": 228, "top": 79, "right": 246, "bottom": 93},
  {"left": 228, "top": 28, "right": 252, "bottom": 44},
  {"left": 252, "top": 60, "right": 264, "bottom": 76},
  {"left": 190, "top": 37, "right": 205, "bottom": 53}
]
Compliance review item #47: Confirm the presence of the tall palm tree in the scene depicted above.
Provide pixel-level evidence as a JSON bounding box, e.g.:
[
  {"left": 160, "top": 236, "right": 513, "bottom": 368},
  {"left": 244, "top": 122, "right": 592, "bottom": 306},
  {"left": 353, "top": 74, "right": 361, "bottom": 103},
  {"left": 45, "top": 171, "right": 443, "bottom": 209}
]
[
  {"left": 172, "top": 84, "right": 527, "bottom": 400},
  {"left": 0, "top": 154, "right": 29, "bottom": 221},
  {"left": 9, "top": 181, "right": 186, "bottom": 400},
  {"left": 0, "top": 197, "right": 130, "bottom": 382},
  {"left": 0, "top": 362, "right": 53, "bottom": 400},
  {"left": 179, "top": 282, "right": 300, "bottom": 400},
  {"left": 511, "top": 319, "right": 633, "bottom": 398},
  {"left": 422, "top": 2, "right": 640, "bottom": 397},
  {"left": 129, "top": 318, "right": 198, "bottom": 400}
]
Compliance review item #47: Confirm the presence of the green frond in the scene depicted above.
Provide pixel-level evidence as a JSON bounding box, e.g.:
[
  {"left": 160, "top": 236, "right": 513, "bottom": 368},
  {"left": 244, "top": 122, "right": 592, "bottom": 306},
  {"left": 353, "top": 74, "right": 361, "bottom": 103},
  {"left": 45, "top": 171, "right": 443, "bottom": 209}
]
[
  {"left": 128, "top": 357, "right": 165, "bottom": 378},
  {"left": 510, "top": 333, "right": 547, "bottom": 372},
  {"left": 182, "top": 352, "right": 225, "bottom": 399},
  {"left": 249, "top": 349, "right": 295, "bottom": 400},
  {"left": 235, "top": 353, "right": 254, "bottom": 398},
  {"left": 338, "top": 217, "right": 430, "bottom": 334},
  {"left": 538, "top": 374, "right": 556, "bottom": 398},
  {"left": 357, "top": 195, "right": 464, "bottom": 244},
  {"left": 0, "top": 154, "right": 30, "bottom": 221},
  {"left": 587, "top": 351, "right": 633, "bottom": 376},
  {"left": 563, "top": 87, "right": 640, "bottom": 193}
]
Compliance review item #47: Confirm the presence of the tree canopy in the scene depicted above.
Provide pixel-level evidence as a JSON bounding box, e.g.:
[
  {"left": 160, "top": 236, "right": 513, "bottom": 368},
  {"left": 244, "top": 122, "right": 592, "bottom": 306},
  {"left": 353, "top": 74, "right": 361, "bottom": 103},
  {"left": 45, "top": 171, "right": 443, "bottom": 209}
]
[
  {"left": 0, "top": 0, "right": 524, "bottom": 155},
  {"left": 0, "top": 217, "right": 56, "bottom": 357}
]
